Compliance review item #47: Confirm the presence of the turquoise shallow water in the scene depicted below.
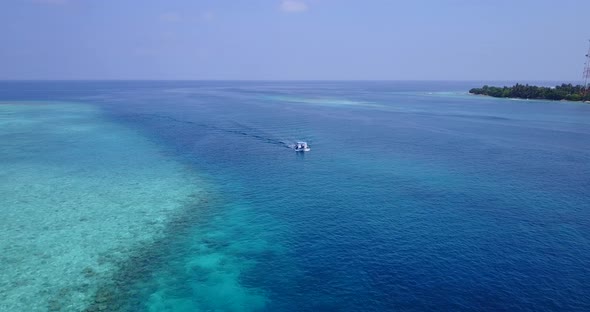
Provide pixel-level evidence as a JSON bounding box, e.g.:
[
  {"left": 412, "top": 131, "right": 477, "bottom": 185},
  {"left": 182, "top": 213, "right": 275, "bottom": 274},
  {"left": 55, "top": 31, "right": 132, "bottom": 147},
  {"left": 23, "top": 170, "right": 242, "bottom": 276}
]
[
  {"left": 1, "top": 81, "right": 590, "bottom": 311},
  {"left": 0, "top": 101, "right": 206, "bottom": 311}
]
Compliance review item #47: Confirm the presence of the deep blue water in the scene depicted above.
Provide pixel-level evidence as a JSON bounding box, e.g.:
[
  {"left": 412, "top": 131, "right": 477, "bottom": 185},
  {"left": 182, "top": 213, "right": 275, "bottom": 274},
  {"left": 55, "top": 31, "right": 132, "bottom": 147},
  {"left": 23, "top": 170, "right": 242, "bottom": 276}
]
[{"left": 1, "top": 81, "right": 590, "bottom": 311}]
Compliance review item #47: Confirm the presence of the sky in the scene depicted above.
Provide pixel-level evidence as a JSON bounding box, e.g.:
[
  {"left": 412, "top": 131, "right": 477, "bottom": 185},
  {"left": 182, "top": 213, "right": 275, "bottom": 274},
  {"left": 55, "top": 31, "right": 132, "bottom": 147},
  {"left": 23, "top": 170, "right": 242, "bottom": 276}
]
[{"left": 1, "top": 0, "right": 589, "bottom": 80}]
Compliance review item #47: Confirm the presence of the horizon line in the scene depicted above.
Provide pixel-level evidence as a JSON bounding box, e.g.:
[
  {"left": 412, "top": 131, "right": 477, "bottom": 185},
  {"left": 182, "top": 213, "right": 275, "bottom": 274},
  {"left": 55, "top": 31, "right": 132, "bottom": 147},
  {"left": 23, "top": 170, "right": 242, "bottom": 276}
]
[{"left": 0, "top": 79, "right": 583, "bottom": 83}]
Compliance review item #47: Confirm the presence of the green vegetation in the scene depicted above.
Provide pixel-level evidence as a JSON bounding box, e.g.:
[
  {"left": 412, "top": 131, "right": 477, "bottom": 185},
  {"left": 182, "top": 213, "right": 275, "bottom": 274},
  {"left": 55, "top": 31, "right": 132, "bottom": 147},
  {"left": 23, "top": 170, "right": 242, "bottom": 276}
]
[{"left": 469, "top": 83, "right": 590, "bottom": 102}]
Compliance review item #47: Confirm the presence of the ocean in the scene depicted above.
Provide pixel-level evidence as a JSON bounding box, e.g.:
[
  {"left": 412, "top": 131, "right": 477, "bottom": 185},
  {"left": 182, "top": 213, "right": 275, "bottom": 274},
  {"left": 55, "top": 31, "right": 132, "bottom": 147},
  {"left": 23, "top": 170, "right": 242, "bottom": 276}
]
[{"left": 1, "top": 81, "right": 589, "bottom": 311}]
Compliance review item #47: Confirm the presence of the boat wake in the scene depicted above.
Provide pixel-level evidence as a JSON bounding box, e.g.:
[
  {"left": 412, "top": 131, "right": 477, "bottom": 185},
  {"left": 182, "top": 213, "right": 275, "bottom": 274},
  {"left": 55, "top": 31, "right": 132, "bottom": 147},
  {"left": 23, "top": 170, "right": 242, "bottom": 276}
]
[
  {"left": 226, "top": 121, "right": 292, "bottom": 149},
  {"left": 132, "top": 113, "right": 294, "bottom": 149}
]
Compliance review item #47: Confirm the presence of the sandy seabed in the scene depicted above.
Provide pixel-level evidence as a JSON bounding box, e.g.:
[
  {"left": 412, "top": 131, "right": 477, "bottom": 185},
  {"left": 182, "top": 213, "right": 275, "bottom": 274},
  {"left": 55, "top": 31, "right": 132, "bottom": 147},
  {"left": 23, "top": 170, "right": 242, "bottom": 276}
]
[{"left": 0, "top": 102, "right": 205, "bottom": 311}]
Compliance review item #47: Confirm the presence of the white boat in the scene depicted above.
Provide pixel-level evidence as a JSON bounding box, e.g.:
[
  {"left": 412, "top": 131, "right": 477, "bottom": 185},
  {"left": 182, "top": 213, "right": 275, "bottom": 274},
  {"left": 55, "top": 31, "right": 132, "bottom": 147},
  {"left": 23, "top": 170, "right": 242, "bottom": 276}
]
[{"left": 294, "top": 141, "right": 311, "bottom": 152}]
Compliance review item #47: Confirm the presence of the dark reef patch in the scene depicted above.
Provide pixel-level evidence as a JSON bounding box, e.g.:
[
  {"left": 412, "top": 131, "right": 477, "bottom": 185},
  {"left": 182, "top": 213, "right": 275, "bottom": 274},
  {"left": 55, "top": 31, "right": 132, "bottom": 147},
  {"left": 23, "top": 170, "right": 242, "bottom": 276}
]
[{"left": 78, "top": 190, "right": 220, "bottom": 312}]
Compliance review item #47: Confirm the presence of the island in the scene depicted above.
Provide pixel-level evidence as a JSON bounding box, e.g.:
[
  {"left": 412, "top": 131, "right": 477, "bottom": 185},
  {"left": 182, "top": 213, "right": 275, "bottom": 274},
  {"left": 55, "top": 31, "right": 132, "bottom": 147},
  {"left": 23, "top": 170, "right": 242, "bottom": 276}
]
[{"left": 469, "top": 83, "right": 590, "bottom": 102}]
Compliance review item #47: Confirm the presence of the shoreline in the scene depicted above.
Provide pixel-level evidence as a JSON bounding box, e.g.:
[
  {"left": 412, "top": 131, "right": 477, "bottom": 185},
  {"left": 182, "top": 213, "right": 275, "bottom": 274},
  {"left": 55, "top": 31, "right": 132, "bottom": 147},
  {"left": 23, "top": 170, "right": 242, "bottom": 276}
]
[{"left": 467, "top": 92, "right": 590, "bottom": 104}]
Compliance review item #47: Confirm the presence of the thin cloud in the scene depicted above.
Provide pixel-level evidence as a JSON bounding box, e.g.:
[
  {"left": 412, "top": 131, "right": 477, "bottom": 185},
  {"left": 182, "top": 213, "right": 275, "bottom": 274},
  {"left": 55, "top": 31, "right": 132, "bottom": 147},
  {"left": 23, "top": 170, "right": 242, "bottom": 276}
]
[
  {"left": 32, "top": 0, "right": 68, "bottom": 5},
  {"left": 159, "top": 11, "right": 214, "bottom": 23},
  {"left": 280, "top": 0, "right": 308, "bottom": 13},
  {"left": 159, "top": 12, "right": 182, "bottom": 23},
  {"left": 200, "top": 10, "right": 215, "bottom": 22}
]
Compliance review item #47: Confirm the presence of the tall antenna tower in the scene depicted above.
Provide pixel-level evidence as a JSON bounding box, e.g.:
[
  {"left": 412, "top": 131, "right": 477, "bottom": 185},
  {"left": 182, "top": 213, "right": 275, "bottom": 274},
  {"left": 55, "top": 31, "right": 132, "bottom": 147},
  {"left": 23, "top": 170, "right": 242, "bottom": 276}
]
[{"left": 584, "top": 40, "right": 590, "bottom": 95}]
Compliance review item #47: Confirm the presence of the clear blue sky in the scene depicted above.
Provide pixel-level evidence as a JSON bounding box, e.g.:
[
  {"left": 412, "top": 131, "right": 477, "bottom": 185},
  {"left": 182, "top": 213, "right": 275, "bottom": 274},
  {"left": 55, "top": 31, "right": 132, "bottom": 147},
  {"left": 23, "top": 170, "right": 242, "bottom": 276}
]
[{"left": 1, "top": 0, "right": 589, "bottom": 80}]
